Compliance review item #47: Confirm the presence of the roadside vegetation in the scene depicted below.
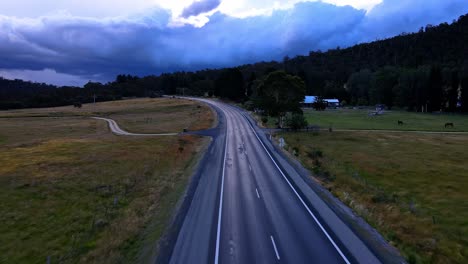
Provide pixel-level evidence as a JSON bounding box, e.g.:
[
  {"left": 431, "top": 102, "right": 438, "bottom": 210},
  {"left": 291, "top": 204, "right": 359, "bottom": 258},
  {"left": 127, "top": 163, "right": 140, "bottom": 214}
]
[
  {"left": 278, "top": 130, "right": 468, "bottom": 263},
  {"left": 0, "top": 98, "right": 214, "bottom": 263}
]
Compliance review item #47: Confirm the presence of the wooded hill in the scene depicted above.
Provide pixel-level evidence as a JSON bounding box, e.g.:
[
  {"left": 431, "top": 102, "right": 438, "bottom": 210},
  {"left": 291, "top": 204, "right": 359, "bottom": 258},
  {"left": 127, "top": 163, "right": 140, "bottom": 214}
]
[{"left": 1, "top": 14, "right": 468, "bottom": 112}]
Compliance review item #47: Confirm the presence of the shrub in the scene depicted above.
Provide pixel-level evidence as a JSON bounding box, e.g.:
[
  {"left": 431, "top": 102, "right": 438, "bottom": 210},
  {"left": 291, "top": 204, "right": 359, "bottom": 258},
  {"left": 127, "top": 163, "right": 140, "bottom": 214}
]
[{"left": 286, "top": 113, "right": 308, "bottom": 131}]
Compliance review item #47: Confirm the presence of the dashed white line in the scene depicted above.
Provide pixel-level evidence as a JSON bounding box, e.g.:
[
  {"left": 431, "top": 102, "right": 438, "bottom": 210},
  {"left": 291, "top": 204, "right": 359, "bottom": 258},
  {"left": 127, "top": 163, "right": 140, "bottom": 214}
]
[
  {"left": 243, "top": 113, "right": 351, "bottom": 264},
  {"left": 270, "top": 236, "right": 280, "bottom": 260},
  {"left": 249, "top": 164, "right": 252, "bottom": 172},
  {"left": 256, "top": 188, "right": 260, "bottom": 199}
]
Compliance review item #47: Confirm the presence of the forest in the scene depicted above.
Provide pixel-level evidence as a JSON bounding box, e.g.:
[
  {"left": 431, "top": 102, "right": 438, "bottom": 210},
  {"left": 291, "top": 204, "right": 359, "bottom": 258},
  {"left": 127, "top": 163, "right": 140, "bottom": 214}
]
[{"left": 1, "top": 14, "right": 468, "bottom": 112}]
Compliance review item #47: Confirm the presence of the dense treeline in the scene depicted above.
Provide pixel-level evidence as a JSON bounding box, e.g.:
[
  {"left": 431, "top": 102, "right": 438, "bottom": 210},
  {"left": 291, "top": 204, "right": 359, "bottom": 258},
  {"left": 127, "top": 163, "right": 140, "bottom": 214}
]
[{"left": 1, "top": 14, "right": 468, "bottom": 111}]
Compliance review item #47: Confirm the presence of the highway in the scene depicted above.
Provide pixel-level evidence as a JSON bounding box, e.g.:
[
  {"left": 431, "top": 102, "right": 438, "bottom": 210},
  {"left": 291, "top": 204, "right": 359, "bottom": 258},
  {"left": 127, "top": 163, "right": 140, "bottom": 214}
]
[{"left": 167, "top": 99, "right": 383, "bottom": 264}]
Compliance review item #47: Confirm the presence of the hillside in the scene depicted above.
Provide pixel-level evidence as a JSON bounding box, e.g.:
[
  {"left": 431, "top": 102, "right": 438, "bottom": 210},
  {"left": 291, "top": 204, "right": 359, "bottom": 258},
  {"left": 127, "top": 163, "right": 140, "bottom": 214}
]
[{"left": 1, "top": 14, "right": 468, "bottom": 112}]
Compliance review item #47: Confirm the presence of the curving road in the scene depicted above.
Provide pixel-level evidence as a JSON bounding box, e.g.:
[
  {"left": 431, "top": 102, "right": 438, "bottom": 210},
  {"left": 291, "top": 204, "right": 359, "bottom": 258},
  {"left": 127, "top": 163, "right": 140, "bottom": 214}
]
[
  {"left": 167, "top": 99, "right": 385, "bottom": 264},
  {"left": 92, "top": 117, "right": 179, "bottom": 136}
]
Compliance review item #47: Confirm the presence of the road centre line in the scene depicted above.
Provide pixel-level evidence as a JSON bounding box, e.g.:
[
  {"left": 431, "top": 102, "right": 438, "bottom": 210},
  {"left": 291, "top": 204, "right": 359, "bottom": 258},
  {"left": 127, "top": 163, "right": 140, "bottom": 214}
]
[{"left": 270, "top": 235, "right": 280, "bottom": 260}]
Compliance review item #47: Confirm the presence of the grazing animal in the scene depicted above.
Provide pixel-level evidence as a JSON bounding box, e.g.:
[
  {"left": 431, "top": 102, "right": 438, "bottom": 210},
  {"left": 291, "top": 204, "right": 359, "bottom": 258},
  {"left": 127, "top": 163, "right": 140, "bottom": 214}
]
[
  {"left": 445, "top": 122, "right": 454, "bottom": 128},
  {"left": 398, "top": 120, "right": 404, "bottom": 125}
]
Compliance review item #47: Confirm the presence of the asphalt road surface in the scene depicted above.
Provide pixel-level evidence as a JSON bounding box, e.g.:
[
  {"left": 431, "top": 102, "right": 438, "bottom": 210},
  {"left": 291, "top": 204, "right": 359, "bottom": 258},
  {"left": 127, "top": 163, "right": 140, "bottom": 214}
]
[{"left": 168, "top": 99, "right": 383, "bottom": 264}]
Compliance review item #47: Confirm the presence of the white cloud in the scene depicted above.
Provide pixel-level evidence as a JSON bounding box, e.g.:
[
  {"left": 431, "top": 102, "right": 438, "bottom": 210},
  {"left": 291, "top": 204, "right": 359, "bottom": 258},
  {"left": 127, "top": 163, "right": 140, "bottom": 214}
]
[
  {"left": 0, "top": 1, "right": 383, "bottom": 25},
  {"left": 324, "top": 0, "right": 383, "bottom": 11}
]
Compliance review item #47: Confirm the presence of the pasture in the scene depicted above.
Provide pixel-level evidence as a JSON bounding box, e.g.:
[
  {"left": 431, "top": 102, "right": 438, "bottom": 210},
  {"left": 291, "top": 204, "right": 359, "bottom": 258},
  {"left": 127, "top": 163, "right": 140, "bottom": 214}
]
[
  {"left": 303, "top": 108, "right": 468, "bottom": 132},
  {"left": 280, "top": 131, "right": 468, "bottom": 263},
  {"left": 0, "top": 98, "right": 214, "bottom": 263}
]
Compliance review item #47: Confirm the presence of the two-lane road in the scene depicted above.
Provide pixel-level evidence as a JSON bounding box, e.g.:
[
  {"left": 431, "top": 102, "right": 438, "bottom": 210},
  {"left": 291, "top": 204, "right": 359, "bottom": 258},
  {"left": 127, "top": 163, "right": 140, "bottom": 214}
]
[
  {"left": 215, "top": 103, "right": 347, "bottom": 263},
  {"left": 168, "top": 99, "right": 382, "bottom": 264}
]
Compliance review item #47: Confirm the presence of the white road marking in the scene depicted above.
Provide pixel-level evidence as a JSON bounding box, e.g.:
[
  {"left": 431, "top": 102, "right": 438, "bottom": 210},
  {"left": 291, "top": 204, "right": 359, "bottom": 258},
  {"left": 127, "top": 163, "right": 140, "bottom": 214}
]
[
  {"left": 270, "top": 236, "right": 280, "bottom": 260},
  {"left": 256, "top": 188, "right": 260, "bottom": 199},
  {"left": 249, "top": 164, "right": 252, "bottom": 172},
  {"left": 243, "top": 113, "right": 351, "bottom": 264},
  {"left": 214, "top": 129, "right": 229, "bottom": 264}
]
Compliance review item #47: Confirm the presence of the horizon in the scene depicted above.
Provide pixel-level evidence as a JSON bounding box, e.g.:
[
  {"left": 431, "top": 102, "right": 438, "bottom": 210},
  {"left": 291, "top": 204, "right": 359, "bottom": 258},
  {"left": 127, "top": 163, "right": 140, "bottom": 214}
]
[{"left": 1, "top": 0, "right": 468, "bottom": 86}]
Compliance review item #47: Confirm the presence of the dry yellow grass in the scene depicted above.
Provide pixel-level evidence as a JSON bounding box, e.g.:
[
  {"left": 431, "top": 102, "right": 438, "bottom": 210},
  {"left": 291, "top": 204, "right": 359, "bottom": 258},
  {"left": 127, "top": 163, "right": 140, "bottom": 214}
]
[
  {"left": 0, "top": 98, "right": 214, "bottom": 263},
  {"left": 0, "top": 97, "right": 215, "bottom": 133}
]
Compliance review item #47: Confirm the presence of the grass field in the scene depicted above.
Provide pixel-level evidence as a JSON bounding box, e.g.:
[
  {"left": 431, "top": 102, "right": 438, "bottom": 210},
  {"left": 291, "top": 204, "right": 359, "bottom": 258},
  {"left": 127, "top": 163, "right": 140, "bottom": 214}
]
[
  {"left": 0, "top": 98, "right": 214, "bottom": 263},
  {"left": 303, "top": 108, "right": 468, "bottom": 132},
  {"left": 0, "top": 97, "right": 215, "bottom": 134},
  {"left": 256, "top": 108, "right": 468, "bottom": 132},
  {"left": 279, "top": 131, "right": 468, "bottom": 263}
]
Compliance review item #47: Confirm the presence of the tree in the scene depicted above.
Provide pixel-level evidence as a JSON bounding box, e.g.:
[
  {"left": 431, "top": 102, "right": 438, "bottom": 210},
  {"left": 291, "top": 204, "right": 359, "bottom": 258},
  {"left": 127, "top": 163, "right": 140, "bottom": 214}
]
[
  {"left": 215, "top": 68, "right": 245, "bottom": 100},
  {"left": 312, "top": 96, "right": 327, "bottom": 111},
  {"left": 461, "top": 71, "right": 468, "bottom": 112},
  {"left": 253, "top": 71, "right": 306, "bottom": 127},
  {"left": 347, "top": 69, "right": 372, "bottom": 105},
  {"left": 428, "top": 66, "right": 443, "bottom": 112},
  {"left": 371, "top": 67, "right": 398, "bottom": 109},
  {"left": 286, "top": 113, "right": 308, "bottom": 131},
  {"left": 447, "top": 70, "right": 459, "bottom": 112}
]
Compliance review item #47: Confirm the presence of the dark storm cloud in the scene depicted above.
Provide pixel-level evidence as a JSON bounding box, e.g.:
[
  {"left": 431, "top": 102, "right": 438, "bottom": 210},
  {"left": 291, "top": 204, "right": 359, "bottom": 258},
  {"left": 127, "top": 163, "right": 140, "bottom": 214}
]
[
  {"left": 0, "top": 0, "right": 467, "bottom": 85},
  {"left": 182, "top": 0, "right": 222, "bottom": 18}
]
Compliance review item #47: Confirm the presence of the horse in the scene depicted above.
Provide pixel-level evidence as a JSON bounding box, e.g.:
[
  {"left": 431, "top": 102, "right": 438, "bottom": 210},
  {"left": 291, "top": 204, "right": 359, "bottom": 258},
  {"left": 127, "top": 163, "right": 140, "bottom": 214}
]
[
  {"left": 445, "top": 123, "right": 454, "bottom": 128},
  {"left": 398, "top": 120, "right": 404, "bottom": 125}
]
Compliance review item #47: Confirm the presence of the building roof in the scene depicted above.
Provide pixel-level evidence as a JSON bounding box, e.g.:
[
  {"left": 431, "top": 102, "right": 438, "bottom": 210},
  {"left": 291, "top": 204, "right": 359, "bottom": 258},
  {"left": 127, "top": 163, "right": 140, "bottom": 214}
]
[
  {"left": 303, "top": 96, "right": 339, "bottom": 104},
  {"left": 325, "top": 99, "right": 340, "bottom": 103},
  {"left": 304, "top": 96, "right": 317, "bottom": 104}
]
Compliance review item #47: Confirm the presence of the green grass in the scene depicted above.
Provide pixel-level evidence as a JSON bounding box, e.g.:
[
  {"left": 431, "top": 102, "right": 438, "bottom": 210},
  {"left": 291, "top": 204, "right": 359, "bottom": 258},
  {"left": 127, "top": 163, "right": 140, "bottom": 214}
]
[
  {"left": 279, "top": 131, "right": 468, "bottom": 263},
  {"left": 0, "top": 98, "right": 213, "bottom": 263},
  {"left": 303, "top": 108, "right": 468, "bottom": 132}
]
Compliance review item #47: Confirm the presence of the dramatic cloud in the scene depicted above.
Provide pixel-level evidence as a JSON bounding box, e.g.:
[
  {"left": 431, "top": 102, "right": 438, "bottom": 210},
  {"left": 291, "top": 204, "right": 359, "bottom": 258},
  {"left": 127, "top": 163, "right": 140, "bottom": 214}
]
[
  {"left": 182, "top": 0, "right": 222, "bottom": 18},
  {"left": 0, "top": 0, "right": 467, "bottom": 85}
]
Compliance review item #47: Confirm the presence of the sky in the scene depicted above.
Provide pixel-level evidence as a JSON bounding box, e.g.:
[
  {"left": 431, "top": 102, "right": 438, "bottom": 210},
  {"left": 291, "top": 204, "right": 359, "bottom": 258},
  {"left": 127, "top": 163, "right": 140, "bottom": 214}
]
[{"left": 0, "top": 0, "right": 467, "bottom": 86}]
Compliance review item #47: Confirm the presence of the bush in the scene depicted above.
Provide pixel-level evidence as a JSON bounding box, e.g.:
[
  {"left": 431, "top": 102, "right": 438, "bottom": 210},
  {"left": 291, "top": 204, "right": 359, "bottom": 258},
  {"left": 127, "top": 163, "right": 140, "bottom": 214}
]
[
  {"left": 261, "top": 116, "right": 268, "bottom": 124},
  {"left": 307, "top": 149, "right": 323, "bottom": 159},
  {"left": 244, "top": 100, "right": 254, "bottom": 110},
  {"left": 286, "top": 113, "right": 308, "bottom": 131},
  {"left": 313, "top": 97, "right": 327, "bottom": 111}
]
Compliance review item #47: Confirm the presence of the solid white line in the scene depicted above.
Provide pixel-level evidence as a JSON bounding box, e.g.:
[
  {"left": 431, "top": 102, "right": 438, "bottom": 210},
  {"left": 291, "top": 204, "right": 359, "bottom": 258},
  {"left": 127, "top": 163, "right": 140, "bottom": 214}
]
[
  {"left": 243, "top": 113, "right": 351, "bottom": 264},
  {"left": 256, "top": 188, "right": 260, "bottom": 199},
  {"left": 214, "top": 118, "right": 229, "bottom": 264},
  {"left": 270, "top": 236, "right": 280, "bottom": 260}
]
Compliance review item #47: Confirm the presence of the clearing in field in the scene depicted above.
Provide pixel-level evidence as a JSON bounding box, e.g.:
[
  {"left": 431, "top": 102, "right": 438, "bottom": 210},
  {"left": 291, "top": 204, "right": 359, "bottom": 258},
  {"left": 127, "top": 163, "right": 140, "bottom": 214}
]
[
  {"left": 0, "top": 98, "right": 214, "bottom": 263},
  {"left": 279, "top": 131, "right": 468, "bottom": 263}
]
